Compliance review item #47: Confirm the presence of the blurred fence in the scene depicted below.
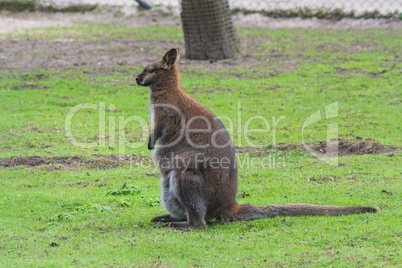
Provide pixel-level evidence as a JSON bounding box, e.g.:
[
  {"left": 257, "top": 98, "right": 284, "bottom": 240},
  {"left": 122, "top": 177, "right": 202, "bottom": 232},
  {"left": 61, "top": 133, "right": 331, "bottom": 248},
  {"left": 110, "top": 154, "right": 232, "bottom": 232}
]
[
  {"left": 157, "top": 0, "right": 400, "bottom": 17},
  {"left": 1, "top": 0, "right": 401, "bottom": 18}
]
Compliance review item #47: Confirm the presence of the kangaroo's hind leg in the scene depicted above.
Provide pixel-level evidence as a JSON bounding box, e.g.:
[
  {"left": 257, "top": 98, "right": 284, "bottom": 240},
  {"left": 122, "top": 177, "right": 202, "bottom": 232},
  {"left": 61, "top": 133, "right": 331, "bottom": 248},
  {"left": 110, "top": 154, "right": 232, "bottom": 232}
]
[
  {"left": 152, "top": 169, "right": 187, "bottom": 223},
  {"left": 163, "top": 169, "right": 208, "bottom": 229}
]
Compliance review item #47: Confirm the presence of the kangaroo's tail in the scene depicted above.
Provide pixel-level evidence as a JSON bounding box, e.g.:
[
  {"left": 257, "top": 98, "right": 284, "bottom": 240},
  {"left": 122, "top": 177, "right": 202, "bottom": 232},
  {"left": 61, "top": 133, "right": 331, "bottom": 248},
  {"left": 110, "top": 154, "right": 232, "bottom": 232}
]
[{"left": 221, "top": 203, "right": 377, "bottom": 223}]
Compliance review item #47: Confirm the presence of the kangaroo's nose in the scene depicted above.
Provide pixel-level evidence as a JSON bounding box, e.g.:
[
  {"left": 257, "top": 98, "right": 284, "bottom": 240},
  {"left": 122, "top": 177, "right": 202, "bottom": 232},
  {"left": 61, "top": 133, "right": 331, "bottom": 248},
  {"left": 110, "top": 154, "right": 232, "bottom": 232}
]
[{"left": 136, "top": 76, "right": 141, "bottom": 84}]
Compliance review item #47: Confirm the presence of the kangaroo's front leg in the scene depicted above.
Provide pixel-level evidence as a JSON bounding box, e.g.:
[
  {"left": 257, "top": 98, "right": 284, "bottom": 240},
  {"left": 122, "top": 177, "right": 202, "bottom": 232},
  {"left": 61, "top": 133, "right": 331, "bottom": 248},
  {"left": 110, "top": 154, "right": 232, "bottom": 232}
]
[{"left": 148, "top": 120, "right": 167, "bottom": 150}]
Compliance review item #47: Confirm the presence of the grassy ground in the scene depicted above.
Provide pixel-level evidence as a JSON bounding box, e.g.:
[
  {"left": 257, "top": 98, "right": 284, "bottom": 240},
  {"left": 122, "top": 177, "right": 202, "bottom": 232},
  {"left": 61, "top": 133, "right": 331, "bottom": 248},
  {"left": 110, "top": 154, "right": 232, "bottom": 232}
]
[{"left": 0, "top": 23, "right": 401, "bottom": 267}]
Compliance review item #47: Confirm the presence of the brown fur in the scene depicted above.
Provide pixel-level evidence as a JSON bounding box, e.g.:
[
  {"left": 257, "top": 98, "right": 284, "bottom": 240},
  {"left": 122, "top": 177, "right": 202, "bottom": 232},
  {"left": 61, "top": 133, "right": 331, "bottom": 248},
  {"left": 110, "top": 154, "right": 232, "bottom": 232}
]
[{"left": 136, "top": 48, "right": 377, "bottom": 229}]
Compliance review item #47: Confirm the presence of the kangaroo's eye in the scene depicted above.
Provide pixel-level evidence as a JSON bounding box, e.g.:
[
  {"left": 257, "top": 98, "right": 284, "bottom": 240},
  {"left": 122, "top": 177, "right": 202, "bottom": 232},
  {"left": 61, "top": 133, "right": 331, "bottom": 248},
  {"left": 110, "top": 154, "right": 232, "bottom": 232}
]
[{"left": 148, "top": 69, "right": 155, "bottom": 74}]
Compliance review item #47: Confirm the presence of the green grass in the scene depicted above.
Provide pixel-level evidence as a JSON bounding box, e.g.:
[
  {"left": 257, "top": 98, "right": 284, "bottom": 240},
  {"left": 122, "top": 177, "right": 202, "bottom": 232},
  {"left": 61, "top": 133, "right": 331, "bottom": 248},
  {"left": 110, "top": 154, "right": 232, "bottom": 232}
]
[{"left": 0, "top": 24, "right": 401, "bottom": 267}]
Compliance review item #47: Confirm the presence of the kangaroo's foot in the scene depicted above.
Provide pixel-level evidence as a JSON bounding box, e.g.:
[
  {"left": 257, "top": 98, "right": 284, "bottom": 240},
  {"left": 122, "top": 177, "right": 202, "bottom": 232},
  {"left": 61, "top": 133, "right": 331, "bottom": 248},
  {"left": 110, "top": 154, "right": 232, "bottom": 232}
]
[
  {"left": 161, "top": 221, "right": 206, "bottom": 229},
  {"left": 151, "top": 214, "right": 186, "bottom": 223}
]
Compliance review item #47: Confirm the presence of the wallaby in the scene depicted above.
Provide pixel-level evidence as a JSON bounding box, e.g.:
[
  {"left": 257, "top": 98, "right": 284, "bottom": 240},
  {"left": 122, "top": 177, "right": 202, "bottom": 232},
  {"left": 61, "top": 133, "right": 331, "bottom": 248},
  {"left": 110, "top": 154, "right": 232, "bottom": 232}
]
[{"left": 136, "top": 48, "right": 377, "bottom": 229}]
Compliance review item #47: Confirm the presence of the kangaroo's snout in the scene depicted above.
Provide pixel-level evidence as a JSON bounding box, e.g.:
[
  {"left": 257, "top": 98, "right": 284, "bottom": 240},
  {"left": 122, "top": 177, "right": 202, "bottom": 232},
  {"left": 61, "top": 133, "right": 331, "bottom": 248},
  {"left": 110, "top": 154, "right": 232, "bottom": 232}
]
[{"left": 136, "top": 76, "right": 141, "bottom": 85}]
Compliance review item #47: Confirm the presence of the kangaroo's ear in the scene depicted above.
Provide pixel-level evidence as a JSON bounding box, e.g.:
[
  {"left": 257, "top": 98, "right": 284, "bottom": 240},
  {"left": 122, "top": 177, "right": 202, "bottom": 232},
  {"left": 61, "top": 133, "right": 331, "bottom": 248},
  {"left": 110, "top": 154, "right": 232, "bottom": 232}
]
[{"left": 162, "top": 48, "right": 180, "bottom": 68}]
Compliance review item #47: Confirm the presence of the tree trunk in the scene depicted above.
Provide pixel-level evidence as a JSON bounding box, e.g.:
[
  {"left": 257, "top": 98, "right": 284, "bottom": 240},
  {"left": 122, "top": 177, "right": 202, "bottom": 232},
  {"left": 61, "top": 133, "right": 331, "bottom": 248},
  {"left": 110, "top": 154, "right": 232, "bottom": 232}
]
[{"left": 180, "top": 0, "right": 239, "bottom": 60}]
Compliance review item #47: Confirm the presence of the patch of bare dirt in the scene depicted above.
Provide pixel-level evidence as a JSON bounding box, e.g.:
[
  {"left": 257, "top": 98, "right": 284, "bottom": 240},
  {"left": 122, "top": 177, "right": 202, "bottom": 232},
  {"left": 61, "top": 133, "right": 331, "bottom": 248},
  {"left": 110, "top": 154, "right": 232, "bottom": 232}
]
[
  {"left": 12, "top": 84, "right": 49, "bottom": 90},
  {"left": 0, "top": 39, "right": 180, "bottom": 72},
  {"left": 334, "top": 67, "right": 366, "bottom": 74},
  {"left": 236, "top": 138, "right": 401, "bottom": 157},
  {"left": 1, "top": 9, "right": 399, "bottom": 74},
  {"left": 333, "top": 66, "right": 390, "bottom": 78},
  {"left": 0, "top": 154, "right": 150, "bottom": 171},
  {"left": 1, "top": 139, "right": 398, "bottom": 171},
  {"left": 0, "top": 8, "right": 181, "bottom": 35},
  {"left": 312, "top": 138, "right": 400, "bottom": 157},
  {"left": 0, "top": 38, "right": 301, "bottom": 76},
  {"left": 0, "top": 35, "right": 300, "bottom": 75}
]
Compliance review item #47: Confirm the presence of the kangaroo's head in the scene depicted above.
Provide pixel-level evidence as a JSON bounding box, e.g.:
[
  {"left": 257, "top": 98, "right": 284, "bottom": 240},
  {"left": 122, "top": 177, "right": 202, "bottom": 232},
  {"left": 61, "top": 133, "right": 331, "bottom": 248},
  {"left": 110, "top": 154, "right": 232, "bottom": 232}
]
[{"left": 136, "top": 48, "right": 181, "bottom": 89}]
